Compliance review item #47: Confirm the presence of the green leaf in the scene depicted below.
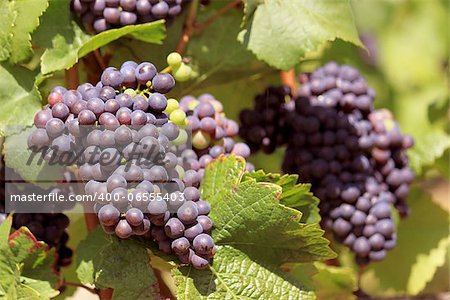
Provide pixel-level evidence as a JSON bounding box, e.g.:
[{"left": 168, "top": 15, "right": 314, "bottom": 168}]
[
  {"left": 203, "top": 156, "right": 333, "bottom": 264},
  {"left": 288, "top": 262, "right": 357, "bottom": 300},
  {"left": 34, "top": 0, "right": 165, "bottom": 74},
  {"left": 0, "top": 227, "right": 59, "bottom": 299},
  {"left": 238, "top": 0, "right": 363, "bottom": 70},
  {"left": 3, "top": 128, "right": 64, "bottom": 188},
  {"left": 407, "top": 236, "right": 449, "bottom": 295},
  {"left": 76, "top": 227, "right": 159, "bottom": 300},
  {"left": 0, "top": 63, "right": 42, "bottom": 136},
  {"left": 0, "top": 215, "right": 12, "bottom": 247},
  {"left": 172, "top": 246, "right": 316, "bottom": 300},
  {"left": 0, "top": 1, "right": 17, "bottom": 61},
  {"left": 408, "top": 130, "right": 450, "bottom": 176},
  {"left": 173, "top": 155, "right": 334, "bottom": 299},
  {"left": 40, "top": 21, "right": 165, "bottom": 74},
  {"left": 0, "top": 0, "right": 49, "bottom": 63},
  {"left": 243, "top": 170, "right": 320, "bottom": 224}
]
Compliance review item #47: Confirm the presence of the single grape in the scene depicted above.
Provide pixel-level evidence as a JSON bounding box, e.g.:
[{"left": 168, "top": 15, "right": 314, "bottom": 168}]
[
  {"left": 171, "top": 237, "right": 190, "bottom": 255},
  {"left": 148, "top": 93, "right": 168, "bottom": 112},
  {"left": 151, "top": 1, "right": 169, "bottom": 18},
  {"left": 34, "top": 109, "right": 53, "bottom": 128},
  {"left": 98, "top": 204, "right": 120, "bottom": 226},
  {"left": 126, "top": 208, "right": 144, "bottom": 226},
  {"left": 106, "top": 174, "right": 128, "bottom": 192},
  {"left": 231, "top": 143, "right": 251, "bottom": 159},
  {"left": 195, "top": 200, "right": 211, "bottom": 215},
  {"left": 192, "top": 233, "right": 214, "bottom": 255},
  {"left": 148, "top": 198, "right": 168, "bottom": 215},
  {"left": 103, "top": 7, "right": 120, "bottom": 23},
  {"left": 167, "top": 52, "right": 182, "bottom": 67},
  {"left": 184, "top": 222, "right": 203, "bottom": 240},
  {"left": 115, "top": 219, "right": 133, "bottom": 239},
  {"left": 164, "top": 218, "right": 185, "bottom": 238},
  {"left": 78, "top": 110, "right": 97, "bottom": 125},
  {"left": 133, "top": 218, "right": 151, "bottom": 235},
  {"left": 135, "top": 62, "right": 157, "bottom": 84},
  {"left": 353, "top": 237, "right": 370, "bottom": 257},
  {"left": 152, "top": 73, "right": 175, "bottom": 93},
  {"left": 45, "top": 118, "right": 65, "bottom": 138},
  {"left": 177, "top": 201, "right": 198, "bottom": 224},
  {"left": 183, "top": 187, "right": 200, "bottom": 201},
  {"left": 197, "top": 215, "right": 213, "bottom": 232}
]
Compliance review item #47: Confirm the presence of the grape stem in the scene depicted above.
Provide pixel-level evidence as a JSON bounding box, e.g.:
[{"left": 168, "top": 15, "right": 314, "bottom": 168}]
[
  {"left": 65, "top": 65, "right": 79, "bottom": 90},
  {"left": 62, "top": 281, "right": 98, "bottom": 295},
  {"left": 93, "top": 49, "right": 107, "bottom": 70},
  {"left": 280, "top": 69, "right": 297, "bottom": 97},
  {"left": 176, "top": 0, "right": 199, "bottom": 54},
  {"left": 194, "top": 0, "right": 242, "bottom": 34},
  {"left": 176, "top": 0, "right": 242, "bottom": 54}
]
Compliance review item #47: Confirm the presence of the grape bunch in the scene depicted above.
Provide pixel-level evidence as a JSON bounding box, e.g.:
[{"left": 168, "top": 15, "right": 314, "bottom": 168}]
[
  {"left": 175, "top": 93, "right": 254, "bottom": 177},
  {"left": 239, "top": 86, "right": 292, "bottom": 153},
  {"left": 72, "top": 0, "right": 188, "bottom": 33},
  {"left": 0, "top": 160, "right": 74, "bottom": 269},
  {"left": 28, "top": 57, "right": 216, "bottom": 269},
  {"left": 239, "top": 62, "right": 414, "bottom": 264}
]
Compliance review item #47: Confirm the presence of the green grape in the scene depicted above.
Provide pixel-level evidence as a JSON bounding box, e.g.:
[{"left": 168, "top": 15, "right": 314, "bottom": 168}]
[
  {"left": 169, "top": 109, "right": 186, "bottom": 125},
  {"left": 173, "top": 63, "right": 192, "bottom": 82},
  {"left": 188, "top": 99, "right": 200, "bottom": 110},
  {"left": 167, "top": 52, "right": 182, "bottom": 67},
  {"left": 192, "top": 131, "right": 211, "bottom": 150},
  {"left": 175, "top": 165, "right": 185, "bottom": 179},
  {"left": 165, "top": 98, "right": 179, "bottom": 114},
  {"left": 124, "top": 88, "right": 137, "bottom": 97},
  {"left": 172, "top": 129, "right": 188, "bottom": 145}
]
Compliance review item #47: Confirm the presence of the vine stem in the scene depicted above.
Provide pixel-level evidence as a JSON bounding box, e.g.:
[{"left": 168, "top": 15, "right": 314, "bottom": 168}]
[
  {"left": 194, "top": 0, "right": 242, "bottom": 34},
  {"left": 176, "top": 0, "right": 199, "bottom": 54},
  {"left": 63, "top": 282, "right": 98, "bottom": 295},
  {"left": 65, "top": 65, "right": 79, "bottom": 90},
  {"left": 280, "top": 69, "right": 297, "bottom": 96}
]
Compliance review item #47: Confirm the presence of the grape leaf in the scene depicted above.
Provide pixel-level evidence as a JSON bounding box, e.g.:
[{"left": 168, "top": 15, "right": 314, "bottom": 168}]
[
  {"left": 243, "top": 170, "right": 320, "bottom": 224},
  {"left": 173, "top": 155, "right": 334, "bottom": 299},
  {"left": 0, "top": 224, "right": 59, "bottom": 299},
  {"left": 76, "top": 227, "right": 159, "bottom": 300},
  {"left": 408, "top": 130, "right": 450, "bottom": 176},
  {"left": 407, "top": 236, "right": 449, "bottom": 295},
  {"left": 33, "top": 0, "right": 166, "bottom": 74},
  {"left": 173, "top": 245, "right": 315, "bottom": 300},
  {"left": 40, "top": 21, "right": 166, "bottom": 74},
  {"left": 238, "top": 0, "right": 363, "bottom": 70},
  {"left": 287, "top": 262, "right": 357, "bottom": 300},
  {"left": 0, "top": 63, "right": 42, "bottom": 136},
  {"left": 0, "top": 1, "right": 17, "bottom": 62},
  {"left": 0, "top": 0, "right": 49, "bottom": 63}
]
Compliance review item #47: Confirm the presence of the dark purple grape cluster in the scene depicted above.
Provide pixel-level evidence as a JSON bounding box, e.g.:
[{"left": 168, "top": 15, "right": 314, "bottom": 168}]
[
  {"left": 71, "top": 0, "right": 188, "bottom": 33},
  {"left": 239, "top": 62, "right": 414, "bottom": 264},
  {"left": 0, "top": 161, "right": 74, "bottom": 269},
  {"left": 28, "top": 60, "right": 216, "bottom": 269},
  {"left": 239, "top": 86, "right": 292, "bottom": 154},
  {"left": 175, "top": 94, "right": 254, "bottom": 176}
]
